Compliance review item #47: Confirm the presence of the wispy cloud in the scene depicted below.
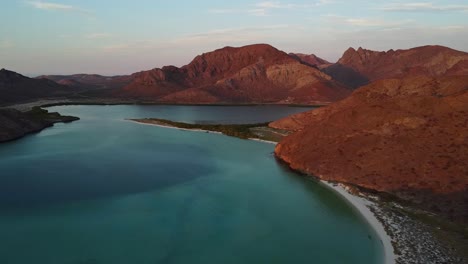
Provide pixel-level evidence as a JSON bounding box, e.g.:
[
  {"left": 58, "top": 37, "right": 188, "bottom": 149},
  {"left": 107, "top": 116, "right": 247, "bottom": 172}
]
[
  {"left": 323, "top": 15, "right": 413, "bottom": 29},
  {"left": 103, "top": 43, "right": 131, "bottom": 52},
  {"left": 380, "top": 2, "right": 468, "bottom": 12},
  {"left": 171, "top": 24, "right": 300, "bottom": 47},
  {"left": 0, "top": 39, "right": 14, "bottom": 49},
  {"left": 436, "top": 25, "right": 467, "bottom": 31},
  {"left": 186, "top": 25, "right": 290, "bottom": 38},
  {"left": 208, "top": 9, "right": 240, "bottom": 14},
  {"left": 85, "top": 33, "right": 112, "bottom": 39},
  {"left": 209, "top": 1, "right": 334, "bottom": 17},
  {"left": 250, "top": 1, "right": 322, "bottom": 16},
  {"left": 102, "top": 40, "right": 165, "bottom": 53},
  {"left": 26, "top": 1, "right": 92, "bottom": 15}
]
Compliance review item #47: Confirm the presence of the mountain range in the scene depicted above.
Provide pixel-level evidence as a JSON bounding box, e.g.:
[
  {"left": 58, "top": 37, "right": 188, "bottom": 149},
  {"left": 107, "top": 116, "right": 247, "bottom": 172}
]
[
  {"left": 32, "top": 44, "right": 351, "bottom": 105},
  {"left": 119, "top": 44, "right": 350, "bottom": 104},
  {"left": 1, "top": 43, "right": 467, "bottom": 224},
  {"left": 0, "top": 69, "right": 80, "bottom": 105}
]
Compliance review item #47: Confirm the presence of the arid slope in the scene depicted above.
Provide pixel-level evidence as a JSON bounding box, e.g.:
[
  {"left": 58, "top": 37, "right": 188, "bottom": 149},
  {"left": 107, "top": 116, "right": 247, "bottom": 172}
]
[{"left": 272, "top": 75, "right": 468, "bottom": 223}]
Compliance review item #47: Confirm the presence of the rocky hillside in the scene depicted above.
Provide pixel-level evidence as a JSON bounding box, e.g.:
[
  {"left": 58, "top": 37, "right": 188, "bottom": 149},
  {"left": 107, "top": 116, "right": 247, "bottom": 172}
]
[
  {"left": 0, "top": 69, "right": 79, "bottom": 105},
  {"left": 0, "top": 107, "right": 79, "bottom": 142},
  {"left": 272, "top": 75, "right": 468, "bottom": 223},
  {"left": 323, "top": 45, "right": 468, "bottom": 88},
  {"left": 119, "top": 44, "right": 351, "bottom": 104}
]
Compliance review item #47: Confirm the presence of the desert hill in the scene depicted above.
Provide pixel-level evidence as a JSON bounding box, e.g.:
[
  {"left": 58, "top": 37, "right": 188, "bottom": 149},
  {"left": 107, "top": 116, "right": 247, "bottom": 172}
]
[{"left": 272, "top": 75, "right": 468, "bottom": 223}]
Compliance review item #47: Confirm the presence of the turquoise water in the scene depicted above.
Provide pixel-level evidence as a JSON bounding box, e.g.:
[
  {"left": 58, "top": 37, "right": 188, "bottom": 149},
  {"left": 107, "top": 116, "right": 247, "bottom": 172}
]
[{"left": 0, "top": 105, "right": 384, "bottom": 264}]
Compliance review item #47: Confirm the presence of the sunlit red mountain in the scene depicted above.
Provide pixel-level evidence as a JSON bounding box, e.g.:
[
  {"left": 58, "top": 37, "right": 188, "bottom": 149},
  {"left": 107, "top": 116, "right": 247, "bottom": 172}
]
[
  {"left": 119, "top": 44, "right": 350, "bottom": 104},
  {"left": 272, "top": 46, "right": 468, "bottom": 223}
]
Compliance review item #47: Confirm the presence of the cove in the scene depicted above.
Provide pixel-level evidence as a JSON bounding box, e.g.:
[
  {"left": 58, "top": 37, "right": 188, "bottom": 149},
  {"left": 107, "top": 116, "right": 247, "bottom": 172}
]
[{"left": 0, "top": 105, "right": 384, "bottom": 264}]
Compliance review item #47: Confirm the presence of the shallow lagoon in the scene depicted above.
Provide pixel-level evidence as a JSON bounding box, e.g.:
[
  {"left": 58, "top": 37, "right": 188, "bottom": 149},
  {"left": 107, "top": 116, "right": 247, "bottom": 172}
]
[{"left": 0, "top": 105, "right": 383, "bottom": 264}]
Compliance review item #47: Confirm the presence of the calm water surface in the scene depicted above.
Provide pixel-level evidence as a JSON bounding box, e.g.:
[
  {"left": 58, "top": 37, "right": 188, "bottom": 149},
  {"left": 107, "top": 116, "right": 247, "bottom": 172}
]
[{"left": 0, "top": 105, "right": 384, "bottom": 264}]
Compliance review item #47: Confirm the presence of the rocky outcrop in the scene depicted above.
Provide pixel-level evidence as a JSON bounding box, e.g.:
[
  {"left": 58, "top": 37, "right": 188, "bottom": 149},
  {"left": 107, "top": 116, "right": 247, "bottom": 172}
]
[
  {"left": 119, "top": 44, "right": 351, "bottom": 104},
  {"left": 273, "top": 75, "right": 468, "bottom": 223},
  {"left": 323, "top": 45, "right": 468, "bottom": 88},
  {"left": 0, "top": 107, "right": 79, "bottom": 142}
]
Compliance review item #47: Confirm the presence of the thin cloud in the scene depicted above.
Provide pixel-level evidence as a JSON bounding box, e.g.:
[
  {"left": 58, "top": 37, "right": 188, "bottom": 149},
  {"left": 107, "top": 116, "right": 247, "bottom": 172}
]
[
  {"left": 172, "top": 25, "right": 295, "bottom": 46},
  {"left": 317, "top": 0, "right": 336, "bottom": 5},
  {"left": 248, "top": 8, "right": 269, "bottom": 16},
  {"left": 187, "top": 25, "right": 290, "bottom": 38},
  {"left": 380, "top": 2, "right": 468, "bottom": 12},
  {"left": 250, "top": 1, "right": 320, "bottom": 16},
  {"left": 26, "top": 1, "right": 92, "bottom": 15},
  {"left": 256, "top": 1, "right": 285, "bottom": 9},
  {"left": 208, "top": 9, "right": 240, "bottom": 14},
  {"left": 85, "top": 33, "right": 112, "bottom": 39},
  {"left": 210, "top": 1, "right": 333, "bottom": 17},
  {"left": 324, "top": 15, "right": 414, "bottom": 28},
  {"left": 255, "top": 1, "right": 332, "bottom": 9},
  {"left": 436, "top": 25, "right": 467, "bottom": 31},
  {"left": 0, "top": 40, "right": 14, "bottom": 49},
  {"left": 102, "top": 40, "right": 166, "bottom": 53},
  {"left": 103, "top": 44, "right": 131, "bottom": 52}
]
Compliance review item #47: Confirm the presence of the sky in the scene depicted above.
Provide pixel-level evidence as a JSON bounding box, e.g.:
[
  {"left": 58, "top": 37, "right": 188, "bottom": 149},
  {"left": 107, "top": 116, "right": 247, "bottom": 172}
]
[{"left": 1, "top": 0, "right": 468, "bottom": 76}]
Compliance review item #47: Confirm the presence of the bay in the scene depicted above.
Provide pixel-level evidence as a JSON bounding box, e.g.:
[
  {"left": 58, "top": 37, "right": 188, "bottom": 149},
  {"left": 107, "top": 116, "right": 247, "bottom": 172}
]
[{"left": 0, "top": 105, "right": 383, "bottom": 264}]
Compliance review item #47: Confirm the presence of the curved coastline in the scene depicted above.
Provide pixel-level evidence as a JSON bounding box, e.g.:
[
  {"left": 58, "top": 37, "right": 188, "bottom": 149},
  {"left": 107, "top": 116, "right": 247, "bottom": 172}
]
[
  {"left": 3, "top": 103, "right": 395, "bottom": 263},
  {"left": 321, "top": 182, "right": 395, "bottom": 264},
  {"left": 129, "top": 118, "right": 395, "bottom": 264}
]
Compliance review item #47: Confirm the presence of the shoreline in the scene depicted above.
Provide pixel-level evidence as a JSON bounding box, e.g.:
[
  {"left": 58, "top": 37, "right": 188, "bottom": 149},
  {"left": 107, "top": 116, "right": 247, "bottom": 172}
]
[
  {"left": 128, "top": 119, "right": 279, "bottom": 144},
  {"left": 2, "top": 99, "right": 324, "bottom": 112},
  {"left": 134, "top": 116, "right": 466, "bottom": 263},
  {"left": 321, "top": 182, "right": 396, "bottom": 264},
  {"left": 129, "top": 117, "right": 397, "bottom": 263},
  {"left": 127, "top": 119, "right": 223, "bottom": 134}
]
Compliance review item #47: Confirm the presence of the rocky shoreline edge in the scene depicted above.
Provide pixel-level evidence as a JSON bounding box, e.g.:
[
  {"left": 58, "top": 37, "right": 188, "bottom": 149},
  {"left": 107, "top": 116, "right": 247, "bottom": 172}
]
[{"left": 320, "top": 181, "right": 465, "bottom": 264}]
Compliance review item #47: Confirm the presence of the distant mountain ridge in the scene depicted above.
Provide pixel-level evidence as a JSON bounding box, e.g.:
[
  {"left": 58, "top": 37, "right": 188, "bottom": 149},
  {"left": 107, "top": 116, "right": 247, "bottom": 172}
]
[
  {"left": 37, "top": 74, "right": 133, "bottom": 89},
  {"left": 3, "top": 44, "right": 468, "bottom": 106},
  {"left": 0, "top": 69, "right": 78, "bottom": 105},
  {"left": 119, "top": 44, "right": 350, "bottom": 104},
  {"left": 323, "top": 45, "right": 468, "bottom": 88},
  {"left": 36, "top": 74, "right": 134, "bottom": 98}
]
